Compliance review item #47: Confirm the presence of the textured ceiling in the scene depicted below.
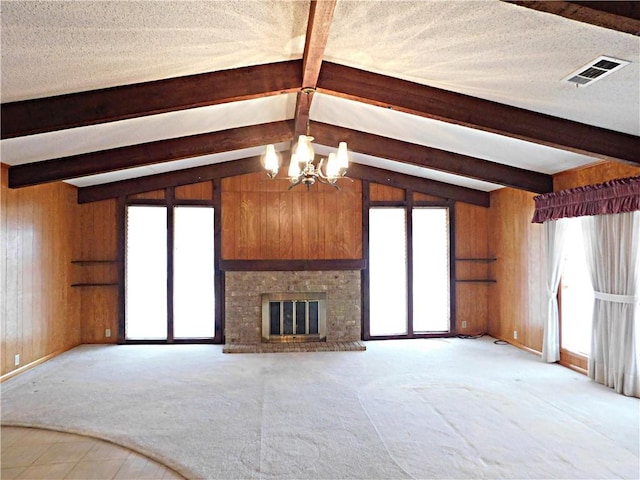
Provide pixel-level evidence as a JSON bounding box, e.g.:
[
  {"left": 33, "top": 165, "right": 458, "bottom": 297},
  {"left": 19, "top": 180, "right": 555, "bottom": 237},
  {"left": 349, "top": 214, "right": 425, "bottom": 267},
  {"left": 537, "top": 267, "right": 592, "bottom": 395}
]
[
  {"left": 1, "top": 0, "right": 638, "bottom": 193},
  {"left": 325, "top": 1, "right": 639, "bottom": 134},
  {"left": 1, "top": 1, "right": 309, "bottom": 102}
]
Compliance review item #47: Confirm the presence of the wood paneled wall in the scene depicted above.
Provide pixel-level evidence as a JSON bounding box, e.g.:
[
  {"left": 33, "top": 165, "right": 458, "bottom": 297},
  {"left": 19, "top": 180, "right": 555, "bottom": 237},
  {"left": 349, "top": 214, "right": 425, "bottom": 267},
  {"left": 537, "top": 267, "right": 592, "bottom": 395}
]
[
  {"left": 1, "top": 165, "right": 81, "bottom": 377},
  {"left": 370, "top": 183, "right": 405, "bottom": 202},
  {"left": 487, "top": 188, "right": 545, "bottom": 352},
  {"left": 554, "top": 161, "right": 639, "bottom": 190},
  {"left": 455, "top": 203, "right": 491, "bottom": 335},
  {"left": 222, "top": 172, "right": 362, "bottom": 259},
  {"left": 77, "top": 199, "right": 119, "bottom": 344},
  {"left": 175, "top": 181, "right": 213, "bottom": 200},
  {"left": 129, "top": 189, "right": 165, "bottom": 200}
]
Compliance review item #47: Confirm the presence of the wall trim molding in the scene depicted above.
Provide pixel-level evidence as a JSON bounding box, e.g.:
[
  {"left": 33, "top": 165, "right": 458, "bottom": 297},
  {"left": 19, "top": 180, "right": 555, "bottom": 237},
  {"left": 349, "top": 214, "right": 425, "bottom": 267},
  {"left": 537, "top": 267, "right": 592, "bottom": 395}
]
[
  {"left": 491, "top": 335, "right": 543, "bottom": 358},
  {"left": 220, "top": 259, "right": 367, "bottom": 271},
  {"left": 0, "top": 346, "right": 76, "bottom": 383}
]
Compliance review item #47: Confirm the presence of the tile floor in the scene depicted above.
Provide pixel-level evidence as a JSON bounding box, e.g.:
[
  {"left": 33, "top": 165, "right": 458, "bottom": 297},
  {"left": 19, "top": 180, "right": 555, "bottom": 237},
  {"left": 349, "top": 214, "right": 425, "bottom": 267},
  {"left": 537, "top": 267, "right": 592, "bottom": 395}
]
[{"left": 1, "top": 426, "right": 184, "bottom": 480}]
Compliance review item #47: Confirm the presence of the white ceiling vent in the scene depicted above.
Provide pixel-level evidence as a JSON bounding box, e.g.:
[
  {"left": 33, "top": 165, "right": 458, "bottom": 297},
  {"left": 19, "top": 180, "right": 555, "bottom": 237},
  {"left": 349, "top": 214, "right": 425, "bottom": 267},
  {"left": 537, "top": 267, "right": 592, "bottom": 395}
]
[{"left": 563, "top": 56, "right": 630, "bottom": 87}]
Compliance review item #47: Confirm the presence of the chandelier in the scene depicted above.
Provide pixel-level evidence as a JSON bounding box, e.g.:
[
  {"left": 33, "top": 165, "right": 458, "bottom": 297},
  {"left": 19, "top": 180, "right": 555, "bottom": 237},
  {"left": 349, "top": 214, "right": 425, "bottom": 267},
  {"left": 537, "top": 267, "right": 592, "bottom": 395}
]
[{"left": 263, "top": 134, "right": 349, "bottom": 190}]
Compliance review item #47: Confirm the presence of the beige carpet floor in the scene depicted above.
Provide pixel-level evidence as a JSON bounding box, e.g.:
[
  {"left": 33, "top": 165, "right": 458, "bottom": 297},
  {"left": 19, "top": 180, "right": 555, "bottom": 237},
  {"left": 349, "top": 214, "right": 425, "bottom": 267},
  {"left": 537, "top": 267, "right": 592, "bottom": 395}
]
[{"left": 1, "top": 337, "right": 638, "bottom": 479}]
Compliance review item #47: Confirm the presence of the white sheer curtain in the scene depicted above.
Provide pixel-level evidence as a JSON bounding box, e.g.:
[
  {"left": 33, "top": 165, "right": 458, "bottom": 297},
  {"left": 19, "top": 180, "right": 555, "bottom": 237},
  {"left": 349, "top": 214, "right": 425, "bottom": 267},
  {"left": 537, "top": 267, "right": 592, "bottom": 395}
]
[
  {"left": 582, "top": 211, "right": 640, "bottom": 397},
  {"left": 542, "top": 219, "right": 568, "bottom": 362}
]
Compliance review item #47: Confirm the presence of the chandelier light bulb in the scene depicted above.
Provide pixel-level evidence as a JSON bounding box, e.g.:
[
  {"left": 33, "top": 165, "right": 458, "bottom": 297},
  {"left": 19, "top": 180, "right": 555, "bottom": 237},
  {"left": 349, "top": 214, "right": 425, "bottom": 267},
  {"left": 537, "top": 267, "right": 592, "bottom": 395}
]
[
  {"left": 263, "top": 144, "right": 280, "bottom": 178},
  {"left": 288, "top": 153, "right": 301, "bottom": 178},
  {"left": 295, "top": 135, "right": 314, "bottom": 165},
  {"left": 336, "top": 142, "right": 349, "bottom": 170},
  {"left": 264, "top": 144, "right": 279, "bottom": 171},
  {"left": 326, "top": 152, "right": 339, "bottom": 178}
]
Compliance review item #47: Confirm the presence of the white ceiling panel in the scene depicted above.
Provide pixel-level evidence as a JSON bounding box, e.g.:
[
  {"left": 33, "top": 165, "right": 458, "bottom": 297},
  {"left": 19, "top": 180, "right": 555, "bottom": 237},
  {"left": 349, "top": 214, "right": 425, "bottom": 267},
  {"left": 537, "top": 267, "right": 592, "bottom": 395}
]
[
  {"left": 311, "top": 93, "right": 600, "bottom": 175},
  {"left": 314, "top": 145, "right": 502, "bottom": 192},
  {"left": 66, "top": 166, "right": 159, "bottom": 188},
  {"left": 66, "top": 143, "right": 289, "bottom": 188},
  {"left": 353, "top": 155, "right": 502, "bottom": 193},
  {"left": 1, "top": 94, "right": 296, "bottom": 165}
]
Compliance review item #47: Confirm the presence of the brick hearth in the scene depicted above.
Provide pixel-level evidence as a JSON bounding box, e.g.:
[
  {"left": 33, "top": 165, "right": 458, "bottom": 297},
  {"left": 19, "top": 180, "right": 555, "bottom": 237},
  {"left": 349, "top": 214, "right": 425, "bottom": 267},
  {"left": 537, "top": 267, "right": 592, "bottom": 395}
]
[{"left": 223, "top": 341, "right": 366, "bottom": 353}]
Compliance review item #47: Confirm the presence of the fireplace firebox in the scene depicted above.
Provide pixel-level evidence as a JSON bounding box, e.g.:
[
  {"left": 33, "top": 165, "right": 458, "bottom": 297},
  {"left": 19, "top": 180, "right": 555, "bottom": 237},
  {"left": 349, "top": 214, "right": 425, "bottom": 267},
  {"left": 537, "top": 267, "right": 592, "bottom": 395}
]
[{"left": 262, "top": 292, "right": 327, "bottom": 342}]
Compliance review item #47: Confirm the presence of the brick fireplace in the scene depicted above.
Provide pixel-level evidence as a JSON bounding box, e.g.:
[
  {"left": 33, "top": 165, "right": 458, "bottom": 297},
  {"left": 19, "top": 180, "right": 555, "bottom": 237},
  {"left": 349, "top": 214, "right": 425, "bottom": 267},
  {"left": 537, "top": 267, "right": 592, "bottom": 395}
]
[{"left": 223, "top": 270, "right": 364, "bottom": 352}]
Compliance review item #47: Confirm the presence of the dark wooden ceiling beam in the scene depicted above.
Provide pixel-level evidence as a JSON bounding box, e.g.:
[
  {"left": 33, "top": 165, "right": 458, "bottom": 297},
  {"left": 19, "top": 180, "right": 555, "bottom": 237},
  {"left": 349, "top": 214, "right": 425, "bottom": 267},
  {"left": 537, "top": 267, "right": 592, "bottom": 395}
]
[
  {"left": 317, "top": 62, "right": 640, "bottom": 166},
  {"left": 505, "top": 1, "right": 640, "bottom": 35},
  {"left": 348, "top": 163, "right": 490, "bottom": 207},
  {"left": 294, "top": 90, "right": 314, "bottom": 138},
  {"left": 9, "top": 120, "right": 294, "bottom": 188},
  {"left": 1, "top": 61, "right": 302, "bottom": 139},
  {"left": 302, "top": 0, "right": 338, "bottom": 89},
  {"left": 310, "top": 121, "right": 552, "bottom": 193},
  {"left": 78, "top": 157, "right": 264, "bottom": 203},
  {"left": 294, "top": 0, "right": 338, "bottom": 138}
]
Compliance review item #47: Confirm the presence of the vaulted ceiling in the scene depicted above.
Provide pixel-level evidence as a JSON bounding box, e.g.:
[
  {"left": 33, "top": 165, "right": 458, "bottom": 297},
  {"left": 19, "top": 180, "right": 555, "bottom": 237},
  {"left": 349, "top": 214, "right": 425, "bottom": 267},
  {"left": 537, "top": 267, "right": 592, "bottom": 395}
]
[{"left": 1, "top": 0, "right": 639, "bottom": 207}]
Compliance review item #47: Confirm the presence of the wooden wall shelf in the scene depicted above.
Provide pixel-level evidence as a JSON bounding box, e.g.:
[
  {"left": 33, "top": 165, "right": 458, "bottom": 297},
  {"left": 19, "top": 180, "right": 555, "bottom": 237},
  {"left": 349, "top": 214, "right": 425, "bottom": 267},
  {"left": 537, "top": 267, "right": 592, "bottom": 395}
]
[
  {"left": 455, "top": 258, "right": 497, "bottom": 262},
  {"left": 71, "top": 260, "right": 118, "bottom": 287},
  {"left": 71, "top": 260, "right": 118, "bottom": 265},
  {"left": 455, "top": 279, "right": 496, "bottom": 283},
  {"left": 455, "top": 257, "right": 496, "bottom": 283}
]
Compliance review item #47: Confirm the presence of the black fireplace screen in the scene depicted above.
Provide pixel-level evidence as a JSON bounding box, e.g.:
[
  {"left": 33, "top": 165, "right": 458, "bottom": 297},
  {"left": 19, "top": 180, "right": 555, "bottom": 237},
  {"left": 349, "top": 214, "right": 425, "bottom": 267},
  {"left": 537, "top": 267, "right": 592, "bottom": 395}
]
[{"left": 269, "top": 300, "right": 320, "bottom": 336}]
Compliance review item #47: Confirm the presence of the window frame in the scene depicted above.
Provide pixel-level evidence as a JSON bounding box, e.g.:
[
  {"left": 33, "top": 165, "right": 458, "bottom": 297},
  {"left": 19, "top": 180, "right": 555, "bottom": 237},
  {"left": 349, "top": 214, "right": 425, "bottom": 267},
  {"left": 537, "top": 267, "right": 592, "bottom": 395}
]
[
  {"left": 117, "top": 183, "right": 223, "bottom": 344},
  {"left": 558, "top": 217, "right": 591, "bottom": 373},
  {"left": 362, "top": 181, "right": 456, "bottom": 340}
]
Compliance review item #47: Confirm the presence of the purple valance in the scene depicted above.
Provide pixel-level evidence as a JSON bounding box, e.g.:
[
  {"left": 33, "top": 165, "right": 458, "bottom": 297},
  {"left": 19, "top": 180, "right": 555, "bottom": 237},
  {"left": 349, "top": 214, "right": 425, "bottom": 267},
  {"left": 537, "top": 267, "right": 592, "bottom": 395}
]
[{"left": 532, "top": 175, "right": 640, "bottom": 223}]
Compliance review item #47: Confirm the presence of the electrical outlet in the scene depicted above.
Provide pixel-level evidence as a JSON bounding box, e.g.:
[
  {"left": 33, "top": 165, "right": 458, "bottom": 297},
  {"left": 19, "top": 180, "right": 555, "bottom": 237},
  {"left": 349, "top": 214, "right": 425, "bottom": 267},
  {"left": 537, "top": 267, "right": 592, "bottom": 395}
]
[
  {"left": 105, "top": 328, "right": 111, "bottom": 338},
  {"left": 461, "top": 320, "right": 467, "bottom": 329},
  {"left": 14, "top": 354, "right": 20, "bottom": 366},
  {"left": 513, "top": 330, "right": 518, "bottom": 340}
]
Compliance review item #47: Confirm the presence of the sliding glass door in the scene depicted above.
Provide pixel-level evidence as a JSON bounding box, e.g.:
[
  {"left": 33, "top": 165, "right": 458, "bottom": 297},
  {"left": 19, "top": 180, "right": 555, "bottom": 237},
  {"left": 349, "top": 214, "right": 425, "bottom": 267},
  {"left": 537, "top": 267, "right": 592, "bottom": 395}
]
[
  {"left": 173, "top": 207, "right": 215, "bottom": 339},
  {"left": 125, "top": 204, "right": 216, "bottom": 342},
  {"left": 369, "top": 208, "right": 408, "bottom": 336},
  {"left": 412, "top": 208, "right": 450, "bottom": 333},
  {"left": 560, "top": 217, "right": 593, "bottom": 356},
  {"left": 126, "top": 206, "right": 168, "bottom": 340},
  {"left": 368, "top": 205, "right": 451, "bottom": 338}
]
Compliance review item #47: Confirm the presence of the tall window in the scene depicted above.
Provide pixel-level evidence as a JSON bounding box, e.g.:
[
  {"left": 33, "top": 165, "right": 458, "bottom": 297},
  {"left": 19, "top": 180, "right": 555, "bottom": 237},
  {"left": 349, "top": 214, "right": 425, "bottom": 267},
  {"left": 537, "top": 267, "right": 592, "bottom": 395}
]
[
  {"left": 369, "top": 208, "right": 408, "bottom": 336},
  {"left": 173, "top": 207, "right": 216, "bottom": 339},
  {"left": 126, "top": 206, "right": 168, "bottom": 340},
  {"left": 412, "top": 208, "right": 450, "bottom": 333},
  {"left": 125, "top": 204, "right": 216, "bottom": 342},
  {"left": 368, "top": 204, "right": 451, "bottom": 338},
  {"left": 560, "top": 217, "right": 593, "bottom": 355}
]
